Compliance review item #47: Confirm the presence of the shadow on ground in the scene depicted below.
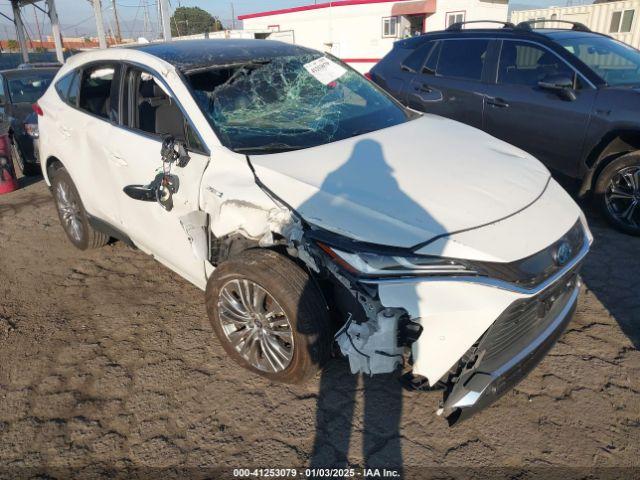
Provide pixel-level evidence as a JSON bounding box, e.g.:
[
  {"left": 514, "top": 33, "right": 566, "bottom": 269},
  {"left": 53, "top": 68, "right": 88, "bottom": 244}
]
[{"left": 580, "top": 208, "right": 640, "bottom": 349}]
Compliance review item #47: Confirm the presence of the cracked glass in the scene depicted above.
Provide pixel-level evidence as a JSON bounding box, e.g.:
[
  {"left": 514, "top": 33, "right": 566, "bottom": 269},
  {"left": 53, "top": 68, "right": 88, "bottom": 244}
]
[{"left": 186, "top": 53, "right": 413, "bottom": 154}]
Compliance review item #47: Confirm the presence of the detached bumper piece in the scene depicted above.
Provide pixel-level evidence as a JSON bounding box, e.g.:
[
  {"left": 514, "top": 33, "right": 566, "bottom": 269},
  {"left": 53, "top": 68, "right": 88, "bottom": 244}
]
[{"left": 442, "top": 271, "right": 581, "bottom": 425}]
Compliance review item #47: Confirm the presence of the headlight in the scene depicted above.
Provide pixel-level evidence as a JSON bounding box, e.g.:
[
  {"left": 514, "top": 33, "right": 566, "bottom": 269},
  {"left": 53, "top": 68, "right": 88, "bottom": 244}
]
[{"left": 317, "top": 242, "right": 478, "bottom": 278}]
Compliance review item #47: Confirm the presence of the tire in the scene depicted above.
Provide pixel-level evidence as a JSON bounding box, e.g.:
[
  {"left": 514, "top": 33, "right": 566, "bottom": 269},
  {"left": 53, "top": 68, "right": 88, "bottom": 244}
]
[
  {"left": 205, "top": 249, "right": 332, "bottom": 384},
  {"left": 50, "top": 166, "right": 110, "bottom": 250},
  {"left": 594, "top": 151, "right": 640, "bottom": 236}
]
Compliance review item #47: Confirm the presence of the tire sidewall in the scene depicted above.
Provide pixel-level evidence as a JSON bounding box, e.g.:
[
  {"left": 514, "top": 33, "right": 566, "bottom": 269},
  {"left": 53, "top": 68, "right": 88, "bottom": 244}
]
[
  {"left": 51, "top": 168, "right": 92, "bottom": 250},
  {"left": 595, "top": 152, "right": 640, "bottom": 236},
  {"left": 205, "top": 251, "right": 328, "bottom": 384}
]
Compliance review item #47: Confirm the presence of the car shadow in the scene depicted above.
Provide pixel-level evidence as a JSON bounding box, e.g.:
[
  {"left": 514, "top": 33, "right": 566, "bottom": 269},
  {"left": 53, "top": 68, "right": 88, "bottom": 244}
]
[
  {"left": 295, "top": 139, "right": 445, "bottom": 470},
  {"left": 579, "top": 208, "right": 640, "bottom": 349}
]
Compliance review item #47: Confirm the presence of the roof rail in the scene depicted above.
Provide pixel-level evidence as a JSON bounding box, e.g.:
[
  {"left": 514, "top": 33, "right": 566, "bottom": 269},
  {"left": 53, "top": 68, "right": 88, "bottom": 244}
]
[
  {"left": 515, "top": 19, "right": 591, "bottom": 32},
  {"left": 446, "top": 20, "right": 515, "bottom": 32}
]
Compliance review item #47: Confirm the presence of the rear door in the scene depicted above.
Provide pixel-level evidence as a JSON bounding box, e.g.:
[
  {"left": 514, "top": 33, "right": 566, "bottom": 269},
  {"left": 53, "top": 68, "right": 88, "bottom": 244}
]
[
  {"left": 482, "top": 40, "right": 597, "bottom": 177},
  {"left": 105, "top": 65, "right": 210, "bottom": 287},
  {"left": 407, "top": 38, "right": 493, "bottom": 129},
  {"left": 58, "top": 63, "right": 121, "bottom": 224}
]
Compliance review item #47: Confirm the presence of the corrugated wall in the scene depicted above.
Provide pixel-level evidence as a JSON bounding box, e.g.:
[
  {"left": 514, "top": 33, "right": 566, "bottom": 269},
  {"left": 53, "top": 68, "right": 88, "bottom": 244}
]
[{"left": 511, "top": 0, "right": 640, "bottom": 49}]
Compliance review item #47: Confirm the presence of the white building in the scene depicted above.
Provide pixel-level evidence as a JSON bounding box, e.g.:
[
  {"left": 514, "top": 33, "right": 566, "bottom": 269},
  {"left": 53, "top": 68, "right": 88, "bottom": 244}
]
[
  {"left": 239, "top": 0, "right": 509, "bottom": 73},
  {"left": 511, "top": 0, "right": 640, "bottom": 50}
]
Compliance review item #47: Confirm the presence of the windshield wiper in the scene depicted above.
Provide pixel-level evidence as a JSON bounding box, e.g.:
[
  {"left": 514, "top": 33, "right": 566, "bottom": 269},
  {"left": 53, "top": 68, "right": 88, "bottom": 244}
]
[{"left": 235, "top": 143, "right": 305, "bottom": 154}]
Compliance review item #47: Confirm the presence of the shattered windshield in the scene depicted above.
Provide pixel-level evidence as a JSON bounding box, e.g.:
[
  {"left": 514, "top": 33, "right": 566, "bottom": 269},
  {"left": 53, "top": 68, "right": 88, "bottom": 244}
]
[{"left": 187, "top": 53, "right": 413, "bottom": 154}]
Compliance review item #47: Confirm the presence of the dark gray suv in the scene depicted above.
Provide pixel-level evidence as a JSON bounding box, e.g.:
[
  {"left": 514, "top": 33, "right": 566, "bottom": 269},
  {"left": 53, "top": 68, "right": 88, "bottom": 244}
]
[{"left": 370, "top": 20, "right": 640, "bottom": 235}]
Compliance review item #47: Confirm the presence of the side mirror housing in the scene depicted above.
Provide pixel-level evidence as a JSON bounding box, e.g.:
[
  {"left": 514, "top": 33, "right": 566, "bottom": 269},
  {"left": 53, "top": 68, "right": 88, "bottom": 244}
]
[{"left": 538, "top": 75, "right": 577, "bottom": 101}]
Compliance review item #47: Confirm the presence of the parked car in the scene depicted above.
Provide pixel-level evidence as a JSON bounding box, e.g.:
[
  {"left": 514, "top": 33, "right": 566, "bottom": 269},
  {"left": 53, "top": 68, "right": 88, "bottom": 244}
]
[
  {"left": 37, "top": 40, "right": 591, "bottom": 424},
  {"left": 370, "top": 20, "right": 640, "bottom": 235},
  {"left": 0, "top": 65, "right": 59, "bottom": 175}
]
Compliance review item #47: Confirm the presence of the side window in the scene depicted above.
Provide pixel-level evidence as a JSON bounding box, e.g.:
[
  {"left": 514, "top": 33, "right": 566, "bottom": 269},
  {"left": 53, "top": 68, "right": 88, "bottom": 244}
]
[
  {"left": 436, "top": 39, "right": 489, "bottom": 81},
  {"left": 55, "top": 71, "right": 74, "bottom": 102},
  {"left": 123, "top": 67, "right": 187, "bottom": 141},
  {"left": 79, "top": 64, "right": 117, "bottom": 120},
  {"left": 67, "top": 71, "right": 80, "bottom": 106},
  {"left": 0, "top": 76, "right": 5, "bottom": 104},
  {"left": 498, "top": 41, "right": 576, "bottom": 88},
  {"left": 402, "top": 42, "right": 436, "bottom": 72}
]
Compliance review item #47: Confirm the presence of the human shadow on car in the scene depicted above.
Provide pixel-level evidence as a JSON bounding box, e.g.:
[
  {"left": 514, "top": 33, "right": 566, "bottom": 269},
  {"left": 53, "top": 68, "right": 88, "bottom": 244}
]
[{"left": 295, "top": 138, "right": 445, "bottom": 471}]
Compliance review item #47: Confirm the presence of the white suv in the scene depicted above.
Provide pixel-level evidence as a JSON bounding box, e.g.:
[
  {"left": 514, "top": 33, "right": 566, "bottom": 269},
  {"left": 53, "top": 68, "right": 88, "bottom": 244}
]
[{"left": 37, "top": 39, "right": 591, "bottom": 424}]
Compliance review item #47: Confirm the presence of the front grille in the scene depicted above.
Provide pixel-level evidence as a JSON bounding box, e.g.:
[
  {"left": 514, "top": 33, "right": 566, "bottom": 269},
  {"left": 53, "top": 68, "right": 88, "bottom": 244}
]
[
  {"left": 475, "top": 220, "right": 585, "bottom": 289},
  {"left": 475, "top": 268, "right": 579, "bottom": 372}
]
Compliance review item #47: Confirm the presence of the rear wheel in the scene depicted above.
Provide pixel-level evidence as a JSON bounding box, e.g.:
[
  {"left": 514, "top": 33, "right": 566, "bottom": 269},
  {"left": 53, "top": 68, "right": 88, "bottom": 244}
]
[
  {"left": 205, "top": 249, "right": 332, "bottom": 384},
  {"left": 595, "top": 152, "right": 640, "bottom": 236},
  {"left": 50, "top": 166, "right": 109, "bottom": 250}
]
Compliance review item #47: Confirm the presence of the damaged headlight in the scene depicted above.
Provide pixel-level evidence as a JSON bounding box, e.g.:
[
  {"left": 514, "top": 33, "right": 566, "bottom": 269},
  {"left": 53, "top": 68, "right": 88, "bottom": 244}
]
[{"left": 317, "top": 243, "right": 478, "bottom": 278}]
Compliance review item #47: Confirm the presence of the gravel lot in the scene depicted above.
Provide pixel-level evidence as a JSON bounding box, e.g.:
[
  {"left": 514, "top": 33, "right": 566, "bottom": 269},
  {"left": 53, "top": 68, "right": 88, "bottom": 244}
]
[{"left": 0, "top": 172, "right": 639, "bottom": 479}]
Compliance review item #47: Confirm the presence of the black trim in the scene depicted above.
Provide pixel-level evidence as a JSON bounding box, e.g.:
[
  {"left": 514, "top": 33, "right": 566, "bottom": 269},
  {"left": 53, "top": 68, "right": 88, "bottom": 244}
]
[{"left": 87, "top": 215, "right": 136, "bottom": 248}]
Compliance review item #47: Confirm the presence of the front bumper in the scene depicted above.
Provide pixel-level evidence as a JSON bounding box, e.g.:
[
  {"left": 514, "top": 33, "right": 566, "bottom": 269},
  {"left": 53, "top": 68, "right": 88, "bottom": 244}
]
[{"left": 440, "top": 272, "right": 580, "bottom": 425}]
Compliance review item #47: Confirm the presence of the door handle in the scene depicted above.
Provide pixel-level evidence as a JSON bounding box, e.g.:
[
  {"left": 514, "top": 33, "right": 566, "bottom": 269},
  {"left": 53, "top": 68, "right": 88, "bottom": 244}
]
[
  {"left": 486, "top": 97, "right": 509, "bottom": 108},
  {"left": 415, "top": 83, "right": 433, "bottom": 93}
]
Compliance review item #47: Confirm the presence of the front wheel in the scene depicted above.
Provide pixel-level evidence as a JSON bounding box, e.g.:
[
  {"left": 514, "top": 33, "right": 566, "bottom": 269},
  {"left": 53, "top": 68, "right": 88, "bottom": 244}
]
[
  {"left": 205, "top": 249, "right": 332, "bottom": 384},
  {"left": 594, "top": 152, "right": 640, "bottom": 236}
]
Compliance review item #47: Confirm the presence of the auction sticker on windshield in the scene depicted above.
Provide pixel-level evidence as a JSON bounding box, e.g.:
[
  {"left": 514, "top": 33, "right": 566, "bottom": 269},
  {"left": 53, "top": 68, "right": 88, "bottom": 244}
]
[{"left": 304, "top": 57, "right": 347, "bottom": 85}]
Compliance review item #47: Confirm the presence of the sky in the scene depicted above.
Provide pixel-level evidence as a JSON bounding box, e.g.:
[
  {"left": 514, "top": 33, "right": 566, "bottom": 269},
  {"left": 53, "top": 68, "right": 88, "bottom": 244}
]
[{"left": 0, "top": 0, "right": 591, "bottom": 40}]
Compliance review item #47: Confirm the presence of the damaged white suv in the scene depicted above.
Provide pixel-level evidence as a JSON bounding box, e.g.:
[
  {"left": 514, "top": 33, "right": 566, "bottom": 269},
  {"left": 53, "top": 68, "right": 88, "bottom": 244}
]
[{"left": 38, "top": 40, "right": 591, "bottom": 424}]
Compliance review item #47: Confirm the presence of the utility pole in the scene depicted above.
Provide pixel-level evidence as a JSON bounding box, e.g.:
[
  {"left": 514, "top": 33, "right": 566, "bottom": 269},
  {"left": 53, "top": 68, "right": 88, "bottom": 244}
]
[
  {"left": 230, "top": 2, "right": 236, "bottom": 30},
  {"left": 111, "top": 0, "right": 122, "bottom": 43},
  {"left": 46, "top": 0, "right": 64, "bottom": 63},
  {"left": 92, "top": 0, "right": 108, "bottom": 49},
  {"left": 12, "top": 3, "right": 29, "bottom": 63},
  {"left": 33, "top": 5, "right": 44, "bottom": 50},
  {"left": 158, "top": 0, "right": 172, "bottom": 41}
]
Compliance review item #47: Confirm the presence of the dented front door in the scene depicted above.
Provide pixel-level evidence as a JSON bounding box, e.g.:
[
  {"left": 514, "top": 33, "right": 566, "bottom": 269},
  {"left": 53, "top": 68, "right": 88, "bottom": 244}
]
[{"left": 105, "top": 126, "right": 210, "bottom": 289}]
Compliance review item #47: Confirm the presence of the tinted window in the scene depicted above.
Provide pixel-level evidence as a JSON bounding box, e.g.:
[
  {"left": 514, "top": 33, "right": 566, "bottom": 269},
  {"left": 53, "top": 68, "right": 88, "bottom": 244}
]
[
  {"left": 8, "top": 72, "right": 55, "bottom": 104},
  {"left": 67, "top": 71, "right": 80, "bottom": 106},
  {"left": 423, "top": 41, "right": 441, "bottom": 74},
  {"left": 123, "top": 67, "right": 187, "bottom": 141},
  {"left": 402, "top": 42, "right": 435, "bottom": 72},
  {"left": 558, "top": 36, "right": 640, "bottom": 86},
  {"left": 436, "top": 39, "right": 489, "bottom": 81},
  {"left": 79, "top": 64, "right": 116, "bottom": 119},
  {"left": 55, "top": 71, "right": 74, "bottom": 101},
  {"left": 0, "top": 76, "right": 5, "bottom": 102},
  {"left": 498, "top": 41, "right": 575, "bottom": 87}
]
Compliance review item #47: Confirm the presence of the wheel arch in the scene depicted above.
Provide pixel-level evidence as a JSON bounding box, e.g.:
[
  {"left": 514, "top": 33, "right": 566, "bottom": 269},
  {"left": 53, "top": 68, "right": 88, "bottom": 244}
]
[
  {"left": 43, "top": 155, "right": 63, "bottom": 186},
  {"left": 581, "top": 130, "right": 640, "bottom": 196}
]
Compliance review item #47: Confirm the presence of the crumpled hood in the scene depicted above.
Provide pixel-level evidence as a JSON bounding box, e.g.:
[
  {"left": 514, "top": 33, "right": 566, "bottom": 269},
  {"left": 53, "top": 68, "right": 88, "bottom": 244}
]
[{"left": 249, "top": 115, "right": 550, "bottom": 249}]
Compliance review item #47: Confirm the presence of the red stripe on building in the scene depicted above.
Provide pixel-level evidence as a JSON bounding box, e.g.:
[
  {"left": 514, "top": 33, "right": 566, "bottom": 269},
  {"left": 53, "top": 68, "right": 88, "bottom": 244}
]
[{"left": 238, "top": 0, "right": 400, "bottom": 20}]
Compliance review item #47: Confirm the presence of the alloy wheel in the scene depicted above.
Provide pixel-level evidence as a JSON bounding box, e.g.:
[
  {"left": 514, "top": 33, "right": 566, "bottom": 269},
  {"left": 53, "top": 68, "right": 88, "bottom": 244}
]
[
  {"left": 218, "top": 279, "right": 294, "bottom": 373},
  {"left": 55, "top": 181, "right": 84, "bottom": 243},
  {"left": 605, "top": 166, "right": 640, "bottom": 229}
]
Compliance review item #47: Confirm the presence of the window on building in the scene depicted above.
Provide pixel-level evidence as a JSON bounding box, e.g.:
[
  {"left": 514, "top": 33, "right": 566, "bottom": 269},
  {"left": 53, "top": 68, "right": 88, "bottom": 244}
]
[
  {"left": 610, "top": 9, "right": 635, "bottom": 32},
  {"left": 446, "top": 12, "right": 465, "bottom": 28},
  {"left": 382, "top": 16, "right": 399, "bottom": 37},
  {"left": 436, "top": 39, "right": 489, "bottom": 81}
]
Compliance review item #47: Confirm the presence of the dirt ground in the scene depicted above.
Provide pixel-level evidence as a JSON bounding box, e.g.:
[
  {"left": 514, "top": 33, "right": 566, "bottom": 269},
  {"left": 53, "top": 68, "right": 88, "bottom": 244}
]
[{"left": 1, "top": 171, "right": 639, "bottom": 479}]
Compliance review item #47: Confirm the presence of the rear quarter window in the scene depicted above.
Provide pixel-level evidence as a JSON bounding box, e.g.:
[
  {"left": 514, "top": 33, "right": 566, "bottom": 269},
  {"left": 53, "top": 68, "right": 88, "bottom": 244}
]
[
  {"left": 55, "top": 70, "right": 79, "bottom": 106},
  {"left": 401, "top": 41, "right": 436, "bottom": 72}
]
